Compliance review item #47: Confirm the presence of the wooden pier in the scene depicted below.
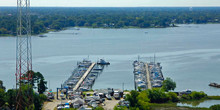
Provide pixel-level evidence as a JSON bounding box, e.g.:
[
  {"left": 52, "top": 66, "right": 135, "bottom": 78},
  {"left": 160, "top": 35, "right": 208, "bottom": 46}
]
[
  {"left": 73, "top": 63, "right": 96, "bottom": 91},
  {"left": 145, "top": 64, "right": 152, "bottom": 89}
]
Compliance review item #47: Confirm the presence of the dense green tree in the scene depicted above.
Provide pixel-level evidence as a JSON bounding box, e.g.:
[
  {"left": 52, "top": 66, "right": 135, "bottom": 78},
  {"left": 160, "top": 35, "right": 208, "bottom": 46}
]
[
  {"left": 34, "top": 93, "right": 47, "bottom": 110},
  {"left": 125, "top": 90, "right": 150, "bottom": 110},
  {"left": 6, "top": 89, "right": 17, "bottom": 109},
  {"left": 32, "top": 71, "right": 47, "bottom": 94},
  {"left": 0, "top": 73, "right": 47, "bottom": 109},
  {"left": 126, "top": 90, "right": 139, "bottom": 107},
  {"left": 210, "top": 104, "right": 220, "bottom": 110},
  {"left": 17, "top": 84, "right": 35, "bottom": 110},
  {"left": 181, "top": 94, "right": 191, "bottom": 100},
  {"left": 167, "top": 92, "right": 179, "bottom": 102},
  {"left": 147, "top": 88, "right": 169, "bottom": 103},
  {"left": 1, "top": 7, "right": 220, "bottom": 36},
  {"left": 38, "top": 78, "right": 47, "bottom": 94},
  {"left": 0, "top": 89, "right": 6, "bottom": 107},
  {"left": 137, "top": 91, "right": 150, "bottom": 110},
  {"left": 190, "top": 91, "right": 207, "bottom": 100},
  {"left": 180, "top": 91, "right": 207, "bottom": 101},
  {"left": 0, "top": 80, "right": 5, "bottom": 90},
  {"left": 162, "top": 77, "right": 176, "bottom": 92},
  {"left": 33, "top": 72, "right": 44, "bottom": 83}
]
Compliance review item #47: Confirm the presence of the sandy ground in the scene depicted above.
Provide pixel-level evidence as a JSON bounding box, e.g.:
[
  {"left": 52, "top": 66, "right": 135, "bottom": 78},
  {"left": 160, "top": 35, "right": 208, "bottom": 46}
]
[
  {"left": 103, "top": 99, "right": 120, "bottom": 110},
  {"left": 43, "top": 99, "right": 61, "bottom": 110},
  {"left": 42, "top": 92, "right": 68, "bottom": 110}
]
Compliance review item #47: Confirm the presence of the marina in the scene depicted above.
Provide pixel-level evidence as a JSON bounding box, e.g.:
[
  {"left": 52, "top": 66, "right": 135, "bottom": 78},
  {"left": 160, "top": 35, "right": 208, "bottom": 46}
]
[
  {"left": 2, "top": 4, "right": 220, "bottom": 110},
  {"left": 62, "top": 59, "right": 107, "bottom": 92},
  {"left": 133, "top": 57, "right": 164, "bottom": 90},
  {"left": 1, "top": 24, "right": 220, "bottom": 95},
  {"left": 73, "top": 62, "right": 96, "bottom": 91},
  {"left": 78, "top": 64, "right": 104, "bottom": 91}
]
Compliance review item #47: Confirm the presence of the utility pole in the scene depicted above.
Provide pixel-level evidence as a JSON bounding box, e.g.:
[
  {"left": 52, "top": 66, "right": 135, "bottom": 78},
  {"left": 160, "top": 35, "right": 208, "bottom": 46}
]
[
  {"left": 16, "top": 0, "right": 32, "bottom": 109},
  {"left": 138, "top": 55, "right": 140, "bottom": 62},
  {"left": 154, "top": 54, "right": 156, "bottom": 65},
  {"left": 122, "top": 82, "right": 124, "bottom": 91}
]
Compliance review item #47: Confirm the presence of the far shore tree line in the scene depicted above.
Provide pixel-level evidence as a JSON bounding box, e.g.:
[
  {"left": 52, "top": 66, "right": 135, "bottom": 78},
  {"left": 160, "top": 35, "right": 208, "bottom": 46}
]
[{"left": 1, "top": 7, "right": 220, "bottom": 36}]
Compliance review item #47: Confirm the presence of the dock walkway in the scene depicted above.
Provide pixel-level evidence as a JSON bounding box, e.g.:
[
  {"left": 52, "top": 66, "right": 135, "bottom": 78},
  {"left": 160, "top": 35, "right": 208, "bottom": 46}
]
[
  {"left": 73, "top": 63, "right": 96, "bottom": 91},
  {"left": 145, "top": 64, "right": 152, "bottom": 89}
]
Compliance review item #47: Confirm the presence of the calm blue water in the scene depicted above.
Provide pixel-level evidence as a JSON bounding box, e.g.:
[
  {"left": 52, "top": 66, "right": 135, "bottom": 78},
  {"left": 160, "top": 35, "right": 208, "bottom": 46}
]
[
  {"left": 177, "top": 100, "right": 220, "bottom": 108},
  {"left": 1, "top": 24, "right": 220, "bottom": 97}
]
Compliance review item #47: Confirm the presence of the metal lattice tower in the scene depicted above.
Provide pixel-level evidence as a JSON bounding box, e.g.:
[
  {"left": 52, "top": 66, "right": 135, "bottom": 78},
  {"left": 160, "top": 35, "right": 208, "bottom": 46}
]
[{"left": 16, "top": 0, "right": 32, "bottom": 109}]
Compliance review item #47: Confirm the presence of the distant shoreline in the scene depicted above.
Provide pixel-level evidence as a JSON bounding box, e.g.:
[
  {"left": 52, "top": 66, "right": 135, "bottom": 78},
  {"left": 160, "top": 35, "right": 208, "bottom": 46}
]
[{"left": 2, "top": 23, "right": 220, "bottom": 37}]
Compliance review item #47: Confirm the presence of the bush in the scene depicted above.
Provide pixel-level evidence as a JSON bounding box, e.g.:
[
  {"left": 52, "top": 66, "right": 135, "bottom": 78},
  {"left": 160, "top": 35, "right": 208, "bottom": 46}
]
[
  {"left": 210, "top": 104, "right": 220, "bottom": 110},
  {"left": 208, "top": 96, "right": 220, "bottom": 100},
  {"left": 147, "top": 88, "right": 169, "bottom": 103},
  {"left": 126, "top": 90, "right": 139, "bottom": 107},
  {"left": 181, "top": 94, "right": 191, "bottom": 100},
  {"left": 6, "top": 89, "right": 16, "bottom": 109},
  {"left": 190, "top": 91, "right": 207, "bottom": 100},
  {"left": 125, "top": 90, "right": 150, "bottom": 110},
  {"left": 180, "top": 91, "right": 207, "bottom": 101},
  {"left": 93, "top": 106, "right": 104, "bottom": 110},
  {"left": 137, "top": 91, "right": 150, "bottom": 110},
  {"left": 167, "top": 92, "right": 179, "bottom": 102},
  {"left": 0, "top": 89, "right": 5, "bottom": 107},
  {"left": 114, "top": 106, "right": 128, "bottom": 110}
]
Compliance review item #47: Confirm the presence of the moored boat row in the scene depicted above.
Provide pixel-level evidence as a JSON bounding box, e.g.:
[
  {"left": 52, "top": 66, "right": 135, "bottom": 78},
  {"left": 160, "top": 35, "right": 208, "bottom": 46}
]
[
  {"left": 79, "top": 64, "right": 104, "bottom": 91},
  {"left": 133, "top": 60, "right": 147, "bottom": 90},
  {"left": 62, "top": 59, "right": 109, "bottom": 92},
  {"left": 148, "top": 62, "right": 164, "bottom": 87},
  {"left": 133, "top": 57, "right": 164, "bottom": 90}
]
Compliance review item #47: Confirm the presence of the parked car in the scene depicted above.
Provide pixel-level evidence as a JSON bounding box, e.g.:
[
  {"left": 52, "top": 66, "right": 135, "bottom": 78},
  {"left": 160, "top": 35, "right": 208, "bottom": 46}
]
[
  {"left": 114, "top": 91, "right": 120, "bottom": 100},
  {"left": 106, "top": 94, "right": 112, "bottom": 100}
]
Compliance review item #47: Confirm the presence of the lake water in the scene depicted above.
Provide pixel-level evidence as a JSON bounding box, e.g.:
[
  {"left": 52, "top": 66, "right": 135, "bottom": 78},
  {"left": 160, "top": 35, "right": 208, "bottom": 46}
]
[
  {"left": 1, "top": 24, "right": 220, "bottom": 96},
  {"left": 177, "top": 100, "right": 220, "bottom": 108}
]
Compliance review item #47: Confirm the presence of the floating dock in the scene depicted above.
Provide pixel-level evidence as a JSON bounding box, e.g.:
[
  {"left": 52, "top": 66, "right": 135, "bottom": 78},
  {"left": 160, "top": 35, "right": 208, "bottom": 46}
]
[
  {"left": 133, "top": 61, "right": 147, "bottom": 90},
  {"left": 145, "top": 64, "right": 152, "bottom": 89},
  {"left": 73, "top": 63, "right": 96, "bottom": 91},
  {"left": 62, "top": 59, "right": 94, "bottom": 91},
  {"left": 62, "top": 59, "right": 107, "bottom": 92},
  {"left": 133, "top": 59, "right": 164, "bottom": 90}
]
